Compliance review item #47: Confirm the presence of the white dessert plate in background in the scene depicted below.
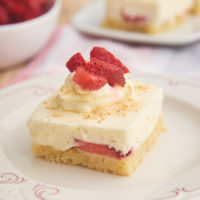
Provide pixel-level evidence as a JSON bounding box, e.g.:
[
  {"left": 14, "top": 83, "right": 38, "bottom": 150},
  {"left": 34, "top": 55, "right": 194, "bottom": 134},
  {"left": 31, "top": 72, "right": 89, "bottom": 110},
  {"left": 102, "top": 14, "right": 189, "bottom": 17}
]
[
  {"left": 0, "top": 73, "right": 200, "bottom": 200},
  {"left": 72, "top": 0, "right": 200, "bottom": 46}
]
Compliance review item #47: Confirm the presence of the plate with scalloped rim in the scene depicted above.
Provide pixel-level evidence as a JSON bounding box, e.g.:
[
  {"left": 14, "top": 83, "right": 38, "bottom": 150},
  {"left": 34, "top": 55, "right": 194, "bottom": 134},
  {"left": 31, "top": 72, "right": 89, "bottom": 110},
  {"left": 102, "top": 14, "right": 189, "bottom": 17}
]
[
  {"left": 0, "top": 72, "right": 200, "bottom": 200},
  {"left": 72, "top": 0, "right": 200, "bottom": 46}
]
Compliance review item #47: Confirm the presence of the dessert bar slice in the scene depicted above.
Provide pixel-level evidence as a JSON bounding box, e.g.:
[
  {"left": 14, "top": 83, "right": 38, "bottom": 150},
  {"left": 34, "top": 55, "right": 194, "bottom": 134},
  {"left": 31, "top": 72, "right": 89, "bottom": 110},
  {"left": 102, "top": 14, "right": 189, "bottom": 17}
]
[
  {"left": 27, "top": 47, "right": 165, "bottom": 176},
  {"left": 103, "top": 0, "right": 193, "bottom": 34}
]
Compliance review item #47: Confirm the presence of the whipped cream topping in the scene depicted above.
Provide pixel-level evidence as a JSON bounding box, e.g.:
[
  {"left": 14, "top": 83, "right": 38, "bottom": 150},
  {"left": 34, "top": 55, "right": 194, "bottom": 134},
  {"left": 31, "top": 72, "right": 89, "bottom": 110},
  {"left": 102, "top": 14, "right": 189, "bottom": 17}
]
[{"left": 50, "top": 73, "right": 134, "bottom": 113}]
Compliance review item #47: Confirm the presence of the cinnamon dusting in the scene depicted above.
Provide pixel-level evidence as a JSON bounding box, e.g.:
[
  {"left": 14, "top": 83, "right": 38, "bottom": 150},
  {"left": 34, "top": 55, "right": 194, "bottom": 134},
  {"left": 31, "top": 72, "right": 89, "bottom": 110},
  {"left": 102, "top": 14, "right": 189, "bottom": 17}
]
[
  {"left": 82, "top": 98, "right": 141, "bottom": 122},
  {"left": 134, "top": 83, "right": 149, "bottom": 96}
]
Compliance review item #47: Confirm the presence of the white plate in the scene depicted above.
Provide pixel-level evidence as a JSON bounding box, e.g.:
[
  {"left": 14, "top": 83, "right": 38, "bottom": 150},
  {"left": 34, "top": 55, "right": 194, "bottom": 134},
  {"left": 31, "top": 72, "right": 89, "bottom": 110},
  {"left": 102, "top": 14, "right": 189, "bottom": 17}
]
[
  {"left": 0, "top": 73, "right": 200, "bottom": 200},
  {"left": 72, "top": 0, "right": 200, "bottom": 46}
]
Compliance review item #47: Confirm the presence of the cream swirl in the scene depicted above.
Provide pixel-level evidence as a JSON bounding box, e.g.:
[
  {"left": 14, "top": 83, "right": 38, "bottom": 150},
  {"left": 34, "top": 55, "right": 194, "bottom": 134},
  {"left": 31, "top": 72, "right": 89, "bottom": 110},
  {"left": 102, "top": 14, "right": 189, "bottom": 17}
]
[{"left": 50, "top": 73, "right": 134, "bottom": 113}]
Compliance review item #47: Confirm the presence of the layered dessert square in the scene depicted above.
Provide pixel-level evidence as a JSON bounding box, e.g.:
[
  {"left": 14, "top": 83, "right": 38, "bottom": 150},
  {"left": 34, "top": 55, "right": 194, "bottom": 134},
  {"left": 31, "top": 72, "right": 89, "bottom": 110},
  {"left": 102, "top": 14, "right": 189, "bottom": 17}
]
[
  {"left": 27, "top": 47, "right": 165, "bottom": 176},
  {"left": 103, "top": 0, "right": 193, "bottom": 34}
]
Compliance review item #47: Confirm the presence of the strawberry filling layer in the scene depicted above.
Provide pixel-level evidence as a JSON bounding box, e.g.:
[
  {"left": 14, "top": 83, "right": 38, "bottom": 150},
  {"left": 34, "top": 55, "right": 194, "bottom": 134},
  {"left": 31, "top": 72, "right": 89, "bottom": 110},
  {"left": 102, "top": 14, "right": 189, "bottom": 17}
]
[
  {"left": 121, "top": 11, "right": 147, "bottom": 24},
  {"left": 75, "top": 139, "right": 132, "bottom": 159}
]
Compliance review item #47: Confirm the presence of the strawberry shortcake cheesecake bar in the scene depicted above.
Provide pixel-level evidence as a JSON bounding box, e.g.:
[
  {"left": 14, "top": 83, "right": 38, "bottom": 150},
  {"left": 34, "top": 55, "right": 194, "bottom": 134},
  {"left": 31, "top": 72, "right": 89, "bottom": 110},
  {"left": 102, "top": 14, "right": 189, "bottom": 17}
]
[
  {"left": 27, "top": 47, "right": 165, "bottom": 176},
  {"left": 103, "top": 0, "right": 193, "bottom": 34}
]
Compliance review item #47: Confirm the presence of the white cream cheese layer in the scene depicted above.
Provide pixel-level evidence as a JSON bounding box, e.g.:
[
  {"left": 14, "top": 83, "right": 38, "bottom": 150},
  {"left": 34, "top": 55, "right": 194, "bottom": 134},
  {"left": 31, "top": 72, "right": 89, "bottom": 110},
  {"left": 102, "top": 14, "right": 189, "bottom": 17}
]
[
  {"left": 27, "top": 78, "right": 163, "bottom": 155},
  {"left": 106, "top": 0, "right": 192, "bottom": 25}
]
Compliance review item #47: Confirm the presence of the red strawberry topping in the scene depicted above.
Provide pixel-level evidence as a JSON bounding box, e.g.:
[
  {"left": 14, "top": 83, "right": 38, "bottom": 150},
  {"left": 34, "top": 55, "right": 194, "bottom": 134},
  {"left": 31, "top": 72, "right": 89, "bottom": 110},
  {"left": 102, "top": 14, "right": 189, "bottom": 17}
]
[
  {"left": 75, "top": 139, "right": 132, "bottom": 159},
  {"left": 65, "top": 47, "right": 130, "bottom": 90},
  {"left": 72, "top": 67, "right": 108, "bottom": 91},
  {"left": 90, "top": 47, "right": 129, "bottom": 73},
  {"left": 0, "top": 5, "right": 10, "bottom": 25},
  {"left": 0, "top": 0, "right": 54, "bottom": 25},
  {"left": 66, "top": 53, "right": 87, "bottom": 72},
  {"left": 87, "top": 57, "right": 125, "bottom": 86}
]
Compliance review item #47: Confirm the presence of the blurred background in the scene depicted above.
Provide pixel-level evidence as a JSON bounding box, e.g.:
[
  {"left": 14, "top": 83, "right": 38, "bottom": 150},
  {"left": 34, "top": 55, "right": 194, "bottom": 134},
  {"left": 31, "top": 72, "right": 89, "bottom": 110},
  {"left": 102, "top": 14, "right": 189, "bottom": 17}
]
[{"left": 0, "top": 0, "right": 200, "bottom": 87}]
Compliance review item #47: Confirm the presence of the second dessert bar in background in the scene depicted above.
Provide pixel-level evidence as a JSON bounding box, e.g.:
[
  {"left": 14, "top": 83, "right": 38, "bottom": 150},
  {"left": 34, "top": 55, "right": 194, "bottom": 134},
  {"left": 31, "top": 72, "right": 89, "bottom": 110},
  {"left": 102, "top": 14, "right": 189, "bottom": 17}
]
[{"left": 103, "top": 0, "right": 200, "bottom": 34}]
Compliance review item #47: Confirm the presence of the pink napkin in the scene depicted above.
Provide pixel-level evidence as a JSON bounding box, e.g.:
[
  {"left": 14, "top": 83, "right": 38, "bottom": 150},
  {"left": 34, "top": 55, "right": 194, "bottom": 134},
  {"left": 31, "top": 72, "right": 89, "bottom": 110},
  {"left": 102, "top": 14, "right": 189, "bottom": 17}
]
[{"left": 5, "top": 25, "right": 200, "bottom": 87}]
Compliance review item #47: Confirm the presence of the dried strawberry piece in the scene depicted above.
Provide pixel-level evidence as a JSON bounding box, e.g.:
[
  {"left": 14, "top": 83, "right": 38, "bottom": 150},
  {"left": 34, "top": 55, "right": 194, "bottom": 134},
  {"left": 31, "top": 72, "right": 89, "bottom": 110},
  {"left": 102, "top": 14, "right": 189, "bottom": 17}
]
[
  {"left": 25, "top": 0, "right": 54, "bottom": 16},
  {"left": 90, "top": 47, "right": 129, "bottom": 73},
  {"left": 1, "top": 0, "right": 16, "bottom": 12},
  {"left": 25, "top": 0, "right": 42, "bottom": 13},
  {"left": 75, "top": 139, "right": 132, "bottom": 159},
  {"left": 40, "top": 0, "right": 54, "bottom": 12},
  {"left": 11, "top": 3, "right": 27, "bottom": 22},
  {"left": 66, "top": 53, "right": 87, "bottom": 72},
  {"left": 86, "top": 57, "right": 125, "bottom": 86},
  {"left": 0, "top": 5, "right": 10, "bottom": 24},
  {"left": 72, "top": 67, "right": 108, "bottom": 91},
  {"left": 0, "top": 0, "right": 54, "bottom": 25},
  {"left": 1, "top": 0, "right": 24, "bottom": 23},
  {"left": 24, "top": 9, "right": 39, "bottom": 21},
  {"left": 24, "top": 0, "right": 43, "bottom": 20}
]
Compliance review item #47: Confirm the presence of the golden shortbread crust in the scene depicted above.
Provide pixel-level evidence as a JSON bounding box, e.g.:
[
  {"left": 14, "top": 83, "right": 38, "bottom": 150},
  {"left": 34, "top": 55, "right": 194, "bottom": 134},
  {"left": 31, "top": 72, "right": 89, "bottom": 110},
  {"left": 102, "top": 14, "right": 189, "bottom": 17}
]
[
  {"left": 31, "top": 116, "right": 165, "bottom": 176},
  {"left": 102, "top": 13, "right": 189, "bottom": 34}
]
